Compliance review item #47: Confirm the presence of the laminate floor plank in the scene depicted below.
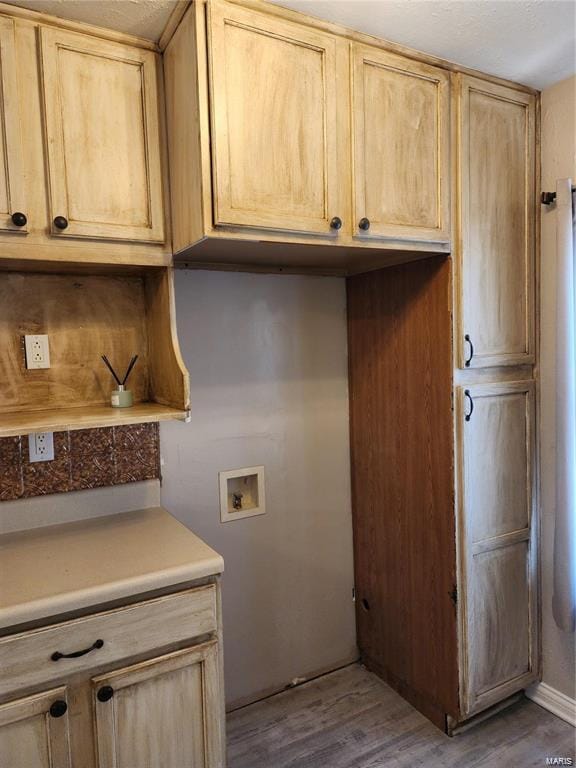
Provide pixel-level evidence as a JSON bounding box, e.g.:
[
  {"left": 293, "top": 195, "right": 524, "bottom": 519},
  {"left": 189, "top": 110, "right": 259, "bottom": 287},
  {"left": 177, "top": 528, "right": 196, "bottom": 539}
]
[{"left": 227, "top": 665, "right": 575, "bottom": 768}]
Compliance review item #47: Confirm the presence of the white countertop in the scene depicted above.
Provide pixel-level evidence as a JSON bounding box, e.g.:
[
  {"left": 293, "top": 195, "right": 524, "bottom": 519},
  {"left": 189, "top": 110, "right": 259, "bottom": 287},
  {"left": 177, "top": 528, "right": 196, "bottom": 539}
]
[{"left": 0, "top": 507, "right": 224, "bottom": 631}]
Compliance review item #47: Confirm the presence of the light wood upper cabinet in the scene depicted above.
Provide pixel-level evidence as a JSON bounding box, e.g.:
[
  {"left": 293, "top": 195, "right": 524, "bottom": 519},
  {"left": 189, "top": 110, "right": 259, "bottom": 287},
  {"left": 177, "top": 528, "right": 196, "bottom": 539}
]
[
  {"left": 0, "top": 687, "right": 72, "bottom": 768},
  {"left": 207, "top": 1, "right": 340, "bottom": 237},
  {"left": 39, "top": 27, "right": 165, "bottom": 243},
  {"left": 459, "top": 381, "right": 537, "bottom": 715},
  {"left": 92, "top": 642, "right": 223, "bottom": 768},
  {"left": 0, "top": 17, "right": 27, "bottom": 234},
  {"left": 457, "top": 76, "right": 536, "bottom": 368},
  {"left": 351, "top": 44, "right": 450, "bottom": 244}
]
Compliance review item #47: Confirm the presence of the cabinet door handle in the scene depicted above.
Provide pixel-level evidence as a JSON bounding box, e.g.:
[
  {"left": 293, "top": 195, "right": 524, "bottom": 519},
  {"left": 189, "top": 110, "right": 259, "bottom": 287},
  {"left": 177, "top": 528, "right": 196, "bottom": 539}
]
[
  {"left": 51, "top": 638, "right": 104, "bottom": 661},
  {"left": 358, "top": 217, "right": 370, "bottom": 231},
  {"left": 97, "top": 686, "right": 114, "bottom": 703},
  {"left": 464, "top": 334, "right": 474, "bottom": 367},
  {"left": 464, "top": 389, "right": 474, "bottom": 422},
  {"left": 53, "top": 216, "right": 69, "bottom": 230},
  {"left": 11, "top": 212, "right": 27, "bottom": 227},
  {"left": 330, "top": 216, "right": 342, "bottom": 230},
  {"left": 49, "top": 700, "right": 68, "bottom": 718}
]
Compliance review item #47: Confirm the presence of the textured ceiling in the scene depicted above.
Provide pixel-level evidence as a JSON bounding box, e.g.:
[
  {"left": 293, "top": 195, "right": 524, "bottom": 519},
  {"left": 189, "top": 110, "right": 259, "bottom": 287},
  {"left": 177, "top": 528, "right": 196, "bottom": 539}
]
[{"left": 5, "top": 0, "right": 575, "bottom": 89}]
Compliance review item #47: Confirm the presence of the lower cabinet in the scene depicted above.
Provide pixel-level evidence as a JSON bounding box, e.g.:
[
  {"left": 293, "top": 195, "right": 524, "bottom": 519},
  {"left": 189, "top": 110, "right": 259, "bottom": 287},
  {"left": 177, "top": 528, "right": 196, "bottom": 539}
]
[
  {"left": 0, "top": 584, "right": 225, "bottom": 768},
  {"left": 93, "top": 642, "right": 223, "bottom": 768},
  {"left": 458, "top": 380, "right": 537, "bottom": 716},
  {"left": 348, "top": 260, "right": 539, "bottom": 732},
  {"left": 0, "top": 687, "right": 72, "bottom": 768}
]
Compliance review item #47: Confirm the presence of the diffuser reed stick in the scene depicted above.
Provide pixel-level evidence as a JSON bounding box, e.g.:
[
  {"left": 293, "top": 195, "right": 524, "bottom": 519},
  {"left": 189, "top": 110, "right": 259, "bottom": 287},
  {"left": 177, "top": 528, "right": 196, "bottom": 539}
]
[{"left": 101, "top": 354, "right": 139, "bottom": 408}]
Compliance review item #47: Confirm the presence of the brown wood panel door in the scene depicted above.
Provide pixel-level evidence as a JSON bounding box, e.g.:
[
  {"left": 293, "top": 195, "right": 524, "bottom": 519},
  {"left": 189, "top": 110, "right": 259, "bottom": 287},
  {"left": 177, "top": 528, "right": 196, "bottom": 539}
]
[
  {"left": 351, "top": 44, "right": 450, "bottom": 245},
  {"left": 457, "top": 77, "right": 536, "bottom": 368},
  {"left": 207, "top": 1, "right": 340, "bottom": 237},
  {"left": 0, "top": 17, "right": 27, "bottom": 234},
  {"left": 347, "top": 257, "right": 458, "bottom": 726},
  {"left": 458, "top": 381, "right": 537, "bottom": 715},
  {"left": 39, "top": 27, "right": 165, "bottom": 243},
  {"left": 92, "top": 642, "right": 223, "bottom": 768},
  {"left": 0, "top": 687, "right": 72, "bottom": 768}
]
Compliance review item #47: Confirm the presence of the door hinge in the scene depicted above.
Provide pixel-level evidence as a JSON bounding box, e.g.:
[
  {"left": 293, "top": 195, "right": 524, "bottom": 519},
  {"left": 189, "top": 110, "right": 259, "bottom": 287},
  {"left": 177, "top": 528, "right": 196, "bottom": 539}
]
[
  {"left": 352, "top": 586, "right": 356, "bottom": 602},
  {"left": 449, "top": 584, "right": 458, "bottom": 606}
]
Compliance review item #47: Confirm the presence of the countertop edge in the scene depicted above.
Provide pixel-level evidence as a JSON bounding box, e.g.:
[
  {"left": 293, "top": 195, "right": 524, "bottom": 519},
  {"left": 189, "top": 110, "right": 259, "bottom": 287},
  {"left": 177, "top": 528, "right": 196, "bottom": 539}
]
[{"left": 0, "top": 557, "right": 224, "bottom": 632}]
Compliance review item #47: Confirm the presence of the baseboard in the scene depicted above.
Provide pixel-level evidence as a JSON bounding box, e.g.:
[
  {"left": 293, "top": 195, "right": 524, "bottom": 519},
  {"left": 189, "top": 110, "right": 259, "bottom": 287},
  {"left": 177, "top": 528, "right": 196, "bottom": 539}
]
[
  {"left": 226, "top": 654, "right": 359, "bottom": 713},
  {"left": 526, "top": 682, "right": 576, "bottom": 726}
]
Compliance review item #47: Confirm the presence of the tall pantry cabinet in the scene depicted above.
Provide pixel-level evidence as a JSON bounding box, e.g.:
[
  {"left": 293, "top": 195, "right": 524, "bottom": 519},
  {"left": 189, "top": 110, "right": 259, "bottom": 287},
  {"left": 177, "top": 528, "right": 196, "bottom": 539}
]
[{"left": 348, "top": 72, "right": 538, "bottom": 731}]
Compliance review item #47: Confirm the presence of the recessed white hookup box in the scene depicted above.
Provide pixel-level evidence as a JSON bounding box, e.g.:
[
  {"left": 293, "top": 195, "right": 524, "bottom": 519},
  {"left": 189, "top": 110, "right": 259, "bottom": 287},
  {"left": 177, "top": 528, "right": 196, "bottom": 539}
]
[{"left": 219, "top": 466, "right": 266, "bottom": 523}]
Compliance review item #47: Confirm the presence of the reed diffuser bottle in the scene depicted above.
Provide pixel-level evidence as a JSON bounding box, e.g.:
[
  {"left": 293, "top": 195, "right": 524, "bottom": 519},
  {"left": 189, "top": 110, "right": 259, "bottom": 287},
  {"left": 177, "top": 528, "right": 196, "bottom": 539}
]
[{"left": 101, "top": 355, "right": 138, "bottom": 408}]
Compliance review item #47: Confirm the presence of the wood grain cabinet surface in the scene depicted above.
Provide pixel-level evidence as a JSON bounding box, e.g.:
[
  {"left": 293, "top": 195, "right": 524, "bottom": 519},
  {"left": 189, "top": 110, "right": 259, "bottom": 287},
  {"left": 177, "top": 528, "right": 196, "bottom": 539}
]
[
  {"left": 456, "top": 76, "right": 536, "bottom": 369},
  {"left": 164, "top": 0, "right": 455, "bottom": 273},
  {"left": 208, "top": 1, "right": 340, "bottom": 238},
  {"left": 351, "top": 44, "right": 450, "bottom": 245},
  {"left": 458, "top": 381, "right": 537, "bottom": 716},
  {"left": 0, "top": 686, "right": 72, "bottom": 768},
  {"left": 0, "top": 584, "right": 225, "bottom": 768},
  {"left": 0, "top": 16, "right": 27, "bottom": 235},
  {"left": 39, "top": 27, "right": 165, "bottom": 244},
  {"left": 0, "top": 8, "right": 170, "bottom": 267},
  {"left": 93, "top": 641, "right": 223, "bottom": 768}
]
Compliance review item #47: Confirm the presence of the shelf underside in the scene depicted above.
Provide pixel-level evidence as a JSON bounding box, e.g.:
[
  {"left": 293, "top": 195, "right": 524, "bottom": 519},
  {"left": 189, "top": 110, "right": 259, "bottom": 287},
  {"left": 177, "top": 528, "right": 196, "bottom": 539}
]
[{"left": 0, "top": 403, "right": 189, "bottom": 437}]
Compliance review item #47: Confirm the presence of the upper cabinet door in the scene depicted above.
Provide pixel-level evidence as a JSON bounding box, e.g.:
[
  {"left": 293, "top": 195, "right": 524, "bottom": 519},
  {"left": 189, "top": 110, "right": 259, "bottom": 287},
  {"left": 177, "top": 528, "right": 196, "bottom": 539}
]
[
  {"left": 0, "top": 17, "right": 27, "bottom": 234},
  {"left": 458, "top": 77, "right": 536, "bottom": 368},
  {"left": 351, "top": 45, "right": 450, "bottom": 245},
  {"left": 39, "top": 28, "right": 165, "bottom": 243},
  {"left": 207, "top": 1, "right": 340, "bottom": 237}
]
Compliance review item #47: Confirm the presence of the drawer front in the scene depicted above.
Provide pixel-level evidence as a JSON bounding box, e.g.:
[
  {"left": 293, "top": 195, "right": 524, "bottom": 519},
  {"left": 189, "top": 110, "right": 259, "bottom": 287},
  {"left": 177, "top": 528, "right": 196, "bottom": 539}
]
[{"left": 0, "top": 586, "right": 217, "bottom": 699}]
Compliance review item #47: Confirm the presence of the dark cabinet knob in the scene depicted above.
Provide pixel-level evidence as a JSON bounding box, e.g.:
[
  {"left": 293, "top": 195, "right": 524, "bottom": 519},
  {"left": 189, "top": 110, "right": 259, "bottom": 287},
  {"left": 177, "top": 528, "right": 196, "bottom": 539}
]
[
  {"left": 11, "top": 212, "right": 27, "bottom": 227},
  {"left": 53, "top": 216, "right": 69, "bottom": 230},
  {"left": 330, "top": 216, "right": 342, "bottom": 230},
  {"left": 49, "top": 700, "right": 68, "bottom": 718},
  {"left": 97, "top": 686, "right": 114, "bottom": 703},
  {"left": 358, "top": 218, "right": 370, "bottom": 231}
]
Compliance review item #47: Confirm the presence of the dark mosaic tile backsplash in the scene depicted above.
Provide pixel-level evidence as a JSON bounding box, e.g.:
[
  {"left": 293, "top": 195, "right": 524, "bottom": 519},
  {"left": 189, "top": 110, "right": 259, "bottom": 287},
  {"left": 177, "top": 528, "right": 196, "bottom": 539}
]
[{"left": 0, "top": 423, "right": 160, "bottom": 501}]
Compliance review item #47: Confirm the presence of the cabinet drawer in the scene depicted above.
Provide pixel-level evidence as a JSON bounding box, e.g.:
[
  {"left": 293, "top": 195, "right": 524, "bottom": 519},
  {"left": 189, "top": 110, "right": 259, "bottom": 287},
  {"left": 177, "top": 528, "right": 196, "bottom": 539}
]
[{"left": 0, "top": 586, "right": 217, "bottom": 699}]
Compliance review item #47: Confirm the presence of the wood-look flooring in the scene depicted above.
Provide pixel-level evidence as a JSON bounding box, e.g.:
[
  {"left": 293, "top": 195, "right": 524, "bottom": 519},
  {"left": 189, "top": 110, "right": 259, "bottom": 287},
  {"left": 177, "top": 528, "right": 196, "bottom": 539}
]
[{"left": 227, "top": 664, "right": 575, "bottom": 768}]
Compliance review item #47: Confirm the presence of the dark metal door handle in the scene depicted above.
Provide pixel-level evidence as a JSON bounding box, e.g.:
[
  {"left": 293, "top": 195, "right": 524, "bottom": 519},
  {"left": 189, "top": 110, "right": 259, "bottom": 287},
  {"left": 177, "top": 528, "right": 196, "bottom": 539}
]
[
  {"left": 464, "top": 390, "right": 474, "bottom": 422},
  {"left": 464, "top": 335, "right": 474, "bottom": 367},
  {"left": 51, "top": 638, "right": 104, "bottom": 661}
]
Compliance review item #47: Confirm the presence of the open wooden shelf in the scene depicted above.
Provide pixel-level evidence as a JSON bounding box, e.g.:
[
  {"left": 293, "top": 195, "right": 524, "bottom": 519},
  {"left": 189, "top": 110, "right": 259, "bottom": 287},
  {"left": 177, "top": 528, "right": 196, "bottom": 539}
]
[
  {"left": 0, "top": 266, "right": 190, "bottom": 437},
  {"left": 0, "top": 402, "right": 190, "bottom": 438}
]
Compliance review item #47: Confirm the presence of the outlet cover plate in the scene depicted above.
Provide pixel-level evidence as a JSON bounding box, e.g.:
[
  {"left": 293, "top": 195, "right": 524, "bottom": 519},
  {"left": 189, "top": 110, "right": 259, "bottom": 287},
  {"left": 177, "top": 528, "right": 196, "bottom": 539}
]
[
  {"left": 24, "top": 335, "right": 50, "bottom": 369},
  {"left": 219, "top": 466, "right": 266, "bottom": 523},
  {"left": 29, "top": 432, "right": 54, "bottom": 462}
]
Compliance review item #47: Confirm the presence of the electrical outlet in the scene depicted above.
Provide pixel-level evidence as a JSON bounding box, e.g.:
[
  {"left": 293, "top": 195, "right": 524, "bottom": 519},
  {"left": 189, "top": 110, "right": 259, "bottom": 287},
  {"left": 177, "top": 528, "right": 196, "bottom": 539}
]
[
  {"left": 28, "top": 432, "right": 54, "bottom": 462},
  {"left": 24, "top": 335, "right": 50, "bottom": 369}
]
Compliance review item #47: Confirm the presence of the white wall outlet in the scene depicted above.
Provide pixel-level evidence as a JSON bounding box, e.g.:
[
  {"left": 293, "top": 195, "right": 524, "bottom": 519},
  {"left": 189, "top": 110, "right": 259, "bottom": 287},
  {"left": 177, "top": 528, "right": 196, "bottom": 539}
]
[
  {"left": 28, "top": 432, "right": 54, "bottom": 462},
  {"left": 24, "top": 335, "right": 50, "bottom": 369}
]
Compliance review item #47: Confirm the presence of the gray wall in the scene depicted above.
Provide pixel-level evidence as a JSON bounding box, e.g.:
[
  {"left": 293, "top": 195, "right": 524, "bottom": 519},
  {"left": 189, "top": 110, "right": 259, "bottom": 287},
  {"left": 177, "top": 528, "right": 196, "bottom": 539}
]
[
  {"left": 539, "top": 75, "right": 576, "bottom": 699},
  {"left": 160, "top": 270, "right": 357, "bottom": 707}
]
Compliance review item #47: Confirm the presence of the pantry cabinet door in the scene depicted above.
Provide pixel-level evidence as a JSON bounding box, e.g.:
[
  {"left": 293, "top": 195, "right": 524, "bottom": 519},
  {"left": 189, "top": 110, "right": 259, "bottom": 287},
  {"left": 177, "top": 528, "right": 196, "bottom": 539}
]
[
  {"left": 351, "top": 44, "right": 450, "bottom": 245},
  {"left": 93, "top": 642, "right": 223, "bottom": 768},
  {"left": 207, "top": 1, "right": 340, "bottom": 237},
  {"left": 457, "top": 76, "right": 536, "bottom": 368},
  {"left": 39, "top": 27, "right": 164, "bottom": 243},
  {"left": 458, "top": 381, "right": 537, "bottom": 715},
  {"left": 0, "top": 687, "right": 71, "bottom": 768},
  {"left": 0, "top": 17, "right": 27, "bottom": 234}
]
